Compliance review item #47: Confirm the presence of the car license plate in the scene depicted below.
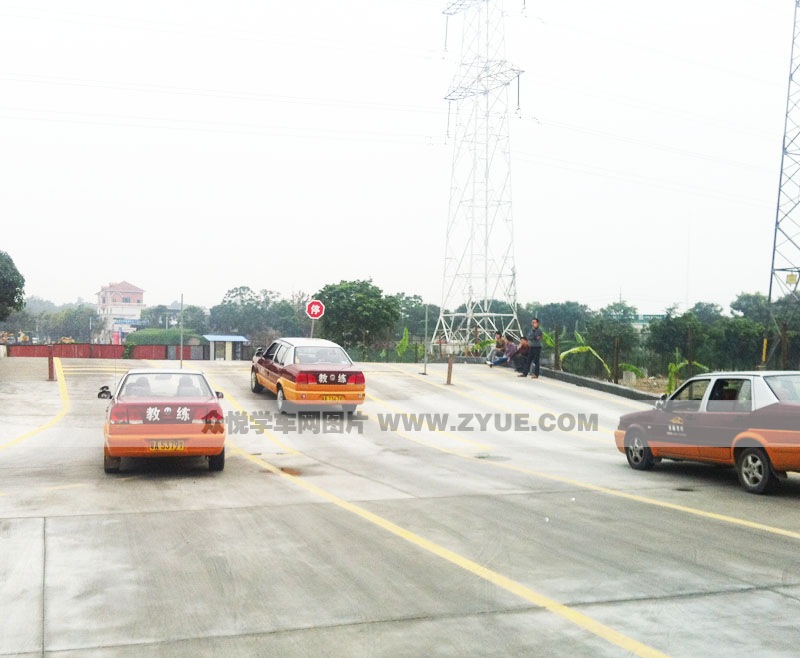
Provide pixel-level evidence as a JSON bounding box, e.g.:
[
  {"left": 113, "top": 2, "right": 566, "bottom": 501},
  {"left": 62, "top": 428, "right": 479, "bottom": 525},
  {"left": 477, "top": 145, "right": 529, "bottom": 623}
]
[
  {"left": 148, "top": 440, "right": 185, "bottom": 451},
  {"left": 320, "top": 395, "right": 344, "bottom": 401}
]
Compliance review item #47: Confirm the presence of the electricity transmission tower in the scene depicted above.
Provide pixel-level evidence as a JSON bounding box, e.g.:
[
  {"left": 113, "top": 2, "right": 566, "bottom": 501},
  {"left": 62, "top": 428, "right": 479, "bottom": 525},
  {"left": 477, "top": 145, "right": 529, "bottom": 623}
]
[
  {"left": 431, "top": 0, "right": 523, "bottom": 355},
  {"left": 768, "top": 0, "right": 800, "bottom": 365}
]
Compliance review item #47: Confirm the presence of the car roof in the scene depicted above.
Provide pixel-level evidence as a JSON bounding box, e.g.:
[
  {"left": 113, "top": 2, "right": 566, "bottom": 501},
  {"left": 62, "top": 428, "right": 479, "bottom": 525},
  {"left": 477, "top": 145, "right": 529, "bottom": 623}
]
[
  {"left": 273, "top": 337, "right": 342, "bottom": 348},
  {"left": 123, "top": 368, "right": 207, "bottom": 376},
  {"left": 688, "top": 371, "right": 800, "bottom": 377}
]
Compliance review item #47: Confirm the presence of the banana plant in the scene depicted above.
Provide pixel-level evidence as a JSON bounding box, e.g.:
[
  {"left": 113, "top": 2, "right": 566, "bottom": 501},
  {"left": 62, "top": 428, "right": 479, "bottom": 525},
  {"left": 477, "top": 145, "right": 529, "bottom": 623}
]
[
  {"left": 559, "top": 330, "right": 612, "bottom": 378},
  {"left": 666, "top": 348, "right": 708, "bottom": 394},
  {"left": 560, "top": 331, "right": 645, "bottom": 381}
]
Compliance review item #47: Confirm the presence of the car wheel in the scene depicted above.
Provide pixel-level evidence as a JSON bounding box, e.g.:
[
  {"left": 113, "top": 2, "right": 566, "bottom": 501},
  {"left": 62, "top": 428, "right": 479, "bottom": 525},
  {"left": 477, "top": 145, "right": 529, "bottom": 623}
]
[
  {"left": 104, "top": 454, "right": 121, "bottom": 474},
  {"left": 736, "top": 447, "right": 777, "bottom": 494},
  {"left": 342, "top": 404, "right": 357, "bottom": 415},
  {"left": 208, "top": 447, "right": 225, "bottom": 472},
  {"left": 276, "top": 387, "right": 293, "bottom": 414},
  {"left": 625, "top": 432, "right": 655, "bottom": 471},
  {"left": 250, "top": 369, "right": 264, "bottom": 393}
]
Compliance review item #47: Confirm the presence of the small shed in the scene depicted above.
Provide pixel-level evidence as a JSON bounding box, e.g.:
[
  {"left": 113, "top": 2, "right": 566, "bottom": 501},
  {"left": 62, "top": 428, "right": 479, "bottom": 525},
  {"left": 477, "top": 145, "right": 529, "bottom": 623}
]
[{"left": 202, "top": 334, "right": 249, "bottom": 361}]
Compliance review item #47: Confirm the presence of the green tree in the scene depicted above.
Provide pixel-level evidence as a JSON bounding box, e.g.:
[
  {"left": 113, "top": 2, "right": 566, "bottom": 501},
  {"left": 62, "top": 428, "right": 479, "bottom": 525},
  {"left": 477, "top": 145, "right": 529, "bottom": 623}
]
[
  {"left": 582, "top": 301, "right": 640, "bottom": 377},
  {"left": 688, "top": 301, "right": 724, "bottom": 325},
  {"left": 315, "top": 279, "right": 400, "bottom": 348},
  {"left": 181, "top": 305, "right": 209, "bottom": 334},
  {"left": 209, "top": 286, "right": 273, "bottom": 336},
  {"left": 0, "top": 251, "right": 25, "bottom": 321},
  {"left": 524, "top": 301, "right": 590, "bottom": 337},
  {"left": 392, "top": 293, "right": 438, "bottom": 341},
  {"left": 730, "top": 292, "right": 772, "bottom": 327},
  {"left": 49, "top": 305, "right": 98, "bottom": 342},
  {"left": 140, "top": 304, "right": 172, "bottom": 329},
  {"left": 266, "top": 298, "right": 306, "bottom": 337}
]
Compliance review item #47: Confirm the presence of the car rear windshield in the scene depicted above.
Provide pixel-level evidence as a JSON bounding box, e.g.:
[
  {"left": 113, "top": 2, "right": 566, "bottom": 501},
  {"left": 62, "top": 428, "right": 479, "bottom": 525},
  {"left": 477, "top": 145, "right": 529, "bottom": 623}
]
[
  {"left": 294, "top": 346, "right": 352, "bottom": 365},
  {"left": 120, "top": 373, "right": 212, "bottom": 399}
]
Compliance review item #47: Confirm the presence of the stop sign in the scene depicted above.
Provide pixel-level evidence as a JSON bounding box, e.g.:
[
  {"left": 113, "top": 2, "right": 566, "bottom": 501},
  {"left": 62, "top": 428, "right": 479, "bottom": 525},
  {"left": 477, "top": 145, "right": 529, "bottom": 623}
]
[{"left": 306, "top": 299, "right": 325, "bottom": 320}]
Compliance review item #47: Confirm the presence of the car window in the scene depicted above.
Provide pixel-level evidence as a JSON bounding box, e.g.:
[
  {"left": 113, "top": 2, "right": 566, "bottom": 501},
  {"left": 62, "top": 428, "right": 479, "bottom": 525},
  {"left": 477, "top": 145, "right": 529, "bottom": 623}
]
[
  {"left": 668, "top": 378, "right": 710, "bottom": 412},
  {"left": 120, "top": 373, "right": 211, "bottom": 399},
  {"left": 264, "top": 342, "right": 279, "bottom": 360},
  {"left": 294, "top": 346, "right": 352, "bottom": 365},
  {"left": 765, "top": 374, "right": 800, "bottom": 402},
  {"left": 707, "top": 378, "right": 751, "bottom": 412},
  {"left": 274, "top": 344, "right": 289, "bottom": 365}
]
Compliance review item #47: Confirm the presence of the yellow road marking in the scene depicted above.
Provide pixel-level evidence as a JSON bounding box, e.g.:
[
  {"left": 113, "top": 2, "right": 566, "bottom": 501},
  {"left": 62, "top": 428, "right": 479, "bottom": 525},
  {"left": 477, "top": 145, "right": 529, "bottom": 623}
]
[
  {"left": 0, "top": 358, "right": 71, "bottom": 453},
  {"left": 227, "top": 442, "right": 669, "bottom": 658},
  {"left": 366, "top": 388, "right": 800, "bottom": 541},
  {"left": 208, "top": 378, "right": 300, "bottom": 456}
]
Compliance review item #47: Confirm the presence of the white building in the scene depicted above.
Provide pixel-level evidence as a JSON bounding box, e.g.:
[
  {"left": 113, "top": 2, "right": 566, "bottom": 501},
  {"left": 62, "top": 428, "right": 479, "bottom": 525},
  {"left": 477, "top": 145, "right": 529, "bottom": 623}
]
[{"left": 96, "top": 281, "right": 145, "bottom": 343}]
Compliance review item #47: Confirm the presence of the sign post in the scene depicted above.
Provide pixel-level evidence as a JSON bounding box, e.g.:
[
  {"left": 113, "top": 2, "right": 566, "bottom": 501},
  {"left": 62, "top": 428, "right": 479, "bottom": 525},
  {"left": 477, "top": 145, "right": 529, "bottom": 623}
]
[{"left": 305, "top": 299, "right": 325, "bottom": 338}]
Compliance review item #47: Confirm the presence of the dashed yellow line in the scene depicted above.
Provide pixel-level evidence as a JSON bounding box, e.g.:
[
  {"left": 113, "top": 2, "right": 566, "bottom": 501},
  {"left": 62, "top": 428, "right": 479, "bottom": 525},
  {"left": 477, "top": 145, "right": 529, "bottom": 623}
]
[
  {"left": 365, "top": 389, "right": 800, "bottom": 542},
  {"left": 0, "top": 358, "right": 70, "bottom": 453},
  {"left": 208, "top": 378, "right": 300, "bottom": 456},
  {"left": 228, "top": 443, "right": 669, "bottom": 658}
]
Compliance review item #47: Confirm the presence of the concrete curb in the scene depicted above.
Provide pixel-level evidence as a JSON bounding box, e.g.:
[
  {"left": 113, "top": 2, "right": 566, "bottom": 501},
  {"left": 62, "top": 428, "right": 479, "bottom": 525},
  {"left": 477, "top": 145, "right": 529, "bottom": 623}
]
[{"left": 540, "top": 368, "right": 662, "bottom": 401}]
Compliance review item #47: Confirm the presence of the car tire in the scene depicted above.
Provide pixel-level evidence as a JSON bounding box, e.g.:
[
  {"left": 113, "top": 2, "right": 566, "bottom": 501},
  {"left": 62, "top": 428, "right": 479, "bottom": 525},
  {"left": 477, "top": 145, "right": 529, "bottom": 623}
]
[
  {"left": 736, "top": 447, "right": 777, "bottom": 494},
  {"left": 276, "top": 387, "right": 293, "bottom": 414},
  {"left": 625, "top": 432, "right": 655, "bottom": 471},
  {"left": 342, "top": 404, "right": 357, "bottom": 415},
  {"left": 208, "top": 447, "right": 225, "bottom": 472},
  {"left": 104, "top": 454, "right": 121, "bottom": 474},
  {"left": 250, "top": 369, "right": 264, "bottom": 393}
]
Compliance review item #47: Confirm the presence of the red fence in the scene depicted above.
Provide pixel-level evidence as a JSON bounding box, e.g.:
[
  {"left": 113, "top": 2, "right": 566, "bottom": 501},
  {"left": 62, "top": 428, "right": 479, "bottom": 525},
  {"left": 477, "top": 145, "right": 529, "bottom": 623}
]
[
  {"left": 8, "top": 344, "right": 125, "bottom": 358},
  {"left": 6, "top": 344, "right": 199, "bottom": 359}
]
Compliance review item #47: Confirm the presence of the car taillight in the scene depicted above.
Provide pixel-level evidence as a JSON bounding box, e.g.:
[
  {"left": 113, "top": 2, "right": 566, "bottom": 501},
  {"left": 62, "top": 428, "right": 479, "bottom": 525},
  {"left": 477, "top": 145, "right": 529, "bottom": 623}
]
[
  {"left": 296, "top": 373, "right": 314, "bottom": 385},
  {"left": 193, "top": 406, "right": 224, "bottom": 424},
  {"left": 347, "top": 372, "right": 365, "bottom": 385},
  {"left": 109, "top": 405, "right": 129, "bottom": 424}
]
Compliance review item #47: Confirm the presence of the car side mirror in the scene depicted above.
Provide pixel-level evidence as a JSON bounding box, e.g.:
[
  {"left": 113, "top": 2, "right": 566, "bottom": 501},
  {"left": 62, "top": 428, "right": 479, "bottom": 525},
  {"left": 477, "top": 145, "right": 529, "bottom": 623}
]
[
  {"left": 255, "top": 348, "right": 263, "bottom": 357},
  {"left": 98, "top": 386, "right": 112, "bottom": 399},
  {"left": 654, "top": 394, "right": 667, "bottom": 410},
  {"left": 216, "top": 391, "right": 224, "bottom": 399}
]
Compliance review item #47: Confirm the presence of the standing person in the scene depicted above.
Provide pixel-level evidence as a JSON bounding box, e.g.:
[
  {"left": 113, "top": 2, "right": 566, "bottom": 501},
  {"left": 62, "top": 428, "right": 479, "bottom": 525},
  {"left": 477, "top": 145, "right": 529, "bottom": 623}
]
[
  {"left": 520, "top": 318, "right": 543, "bottom": 378},
  {"left": 528, "top": 318, "right": 543, "bottom": 378}
]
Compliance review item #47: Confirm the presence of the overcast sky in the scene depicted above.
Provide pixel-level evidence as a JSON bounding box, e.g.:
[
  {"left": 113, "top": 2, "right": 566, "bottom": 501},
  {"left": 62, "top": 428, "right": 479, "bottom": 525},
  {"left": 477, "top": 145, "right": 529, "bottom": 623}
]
[{"left": 0, "top": 0, "right": 794, "bottom": 316}]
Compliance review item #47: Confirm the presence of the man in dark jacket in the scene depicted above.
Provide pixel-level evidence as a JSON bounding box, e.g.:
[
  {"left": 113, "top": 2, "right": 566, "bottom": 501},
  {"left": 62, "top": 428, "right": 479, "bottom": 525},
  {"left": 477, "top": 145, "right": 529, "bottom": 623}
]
[
  {"left": 511, "top": 336, "right": 530, "bottom": 373},
  {"left": 520, "top": 318, "right": 543, "bottom": 378}
]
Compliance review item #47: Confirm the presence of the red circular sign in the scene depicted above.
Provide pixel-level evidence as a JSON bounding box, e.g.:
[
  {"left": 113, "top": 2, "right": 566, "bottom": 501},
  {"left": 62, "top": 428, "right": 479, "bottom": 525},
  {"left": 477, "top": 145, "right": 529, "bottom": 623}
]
[{"left": 306, "top": 299, "right": 325, "bottom": 320}]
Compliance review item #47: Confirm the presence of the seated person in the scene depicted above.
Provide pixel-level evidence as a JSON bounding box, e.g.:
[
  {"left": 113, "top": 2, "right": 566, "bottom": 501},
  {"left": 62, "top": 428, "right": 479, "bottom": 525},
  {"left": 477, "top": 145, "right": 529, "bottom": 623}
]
[
  {"left": 488, "top": 332, "right": 506, "bottom": 362},
  {"left": 488, "top": 334, "right": 517, "bottom": 367},
  {"left": 511, "top": 337, "right": 530, "bottom": 373},
  {"left": 176, "top": 375, "right": 201, "bottom": 397}
]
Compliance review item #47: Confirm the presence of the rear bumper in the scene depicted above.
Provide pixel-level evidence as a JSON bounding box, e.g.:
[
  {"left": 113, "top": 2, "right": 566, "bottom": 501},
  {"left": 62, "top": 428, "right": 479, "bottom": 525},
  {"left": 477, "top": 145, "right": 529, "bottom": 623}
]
[
  {"left": 105, "top": 426, "right": 225, "bottom": 457},
  {"left": 284, "top": 386, "right": 365, "bottom": 405}
]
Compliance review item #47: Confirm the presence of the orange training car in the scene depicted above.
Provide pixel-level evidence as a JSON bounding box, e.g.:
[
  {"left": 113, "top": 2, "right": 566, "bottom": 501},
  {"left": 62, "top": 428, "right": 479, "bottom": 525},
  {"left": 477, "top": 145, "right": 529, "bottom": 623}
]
[
  {"left": 250, "top": 337, "right": 365, "bottom": 414},
  {"left": 102, "top": 368, "right": 226, "bottom": 473}
]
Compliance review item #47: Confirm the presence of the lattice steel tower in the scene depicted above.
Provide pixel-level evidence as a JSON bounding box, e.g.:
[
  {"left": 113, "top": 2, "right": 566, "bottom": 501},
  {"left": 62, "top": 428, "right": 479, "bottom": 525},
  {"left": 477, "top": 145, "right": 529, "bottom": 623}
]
[
  {"left": 770, "top": 0, "right": 800, "bottom": 308},
  {"left": 431, "top": 0, "right": 523, "bottom": 353}
]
